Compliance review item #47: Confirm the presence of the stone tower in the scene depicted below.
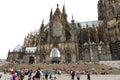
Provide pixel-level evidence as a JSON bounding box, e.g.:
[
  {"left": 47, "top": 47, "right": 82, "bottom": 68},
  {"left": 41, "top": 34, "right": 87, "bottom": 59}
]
[{"left": 98, "top": 0, "right": 120, "bottom": 59}]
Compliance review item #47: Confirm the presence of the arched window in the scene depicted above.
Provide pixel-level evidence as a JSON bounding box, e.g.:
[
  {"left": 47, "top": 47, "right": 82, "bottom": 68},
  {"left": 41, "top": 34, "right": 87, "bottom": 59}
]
[
  {"left": 84, "top": 49, "right": 90, "bottom": 62},
  {"left": 65, "top": 30, "right": 71, "bottom": 41},
  {"left": 92, "top": 48, "right": 99, "bottom": 62},
  {"left": 65, "top": 53, "right": 71, "bottom": 63},
  {"left": 101, "top": 47, "right": 106, "bottom": 54}
]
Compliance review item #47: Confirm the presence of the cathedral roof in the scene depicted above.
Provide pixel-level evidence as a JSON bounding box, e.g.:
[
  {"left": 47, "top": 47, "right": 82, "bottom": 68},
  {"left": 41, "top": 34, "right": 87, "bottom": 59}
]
[
  {"left": 13, "top": 45, "right": 23, "bottom": 52},
  {"left": 25, "top": 47, "right": 36, "bottom": 53},
  {"left": 76, "top": 21, "right": 103, "bottom": 28}
]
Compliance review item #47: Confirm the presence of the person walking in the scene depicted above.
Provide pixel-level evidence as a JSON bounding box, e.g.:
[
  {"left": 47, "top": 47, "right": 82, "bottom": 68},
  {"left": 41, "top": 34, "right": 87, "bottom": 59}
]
[
  {"left": 49, "top": 70, "right": 57, "bottom": 80},
  {"left": 87, "top": 71, "right": 91, "bottom": 80},
  {"left": 19, "top": 70, "right": 25, "bottom": 80},
  {"left": 44, "top": 70, "right": 49, "bottom": 80},
  {"left": 76, "top": 70, "right": 80, "bottom": 80},
  {"left": 71, "top": 70, "right": 75, "bottom": 80},
  {"left": 28, "top": 69, "right": 32, "bottom": 80},
  {"left": 34, "top": 68, "right": 41, "bottom": 80}
]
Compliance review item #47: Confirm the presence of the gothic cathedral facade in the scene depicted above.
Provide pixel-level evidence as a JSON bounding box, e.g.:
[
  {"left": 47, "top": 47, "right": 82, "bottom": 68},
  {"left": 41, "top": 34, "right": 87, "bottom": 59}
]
[{"left": 7, "top": 0, "right": 120, "bottom": 64}]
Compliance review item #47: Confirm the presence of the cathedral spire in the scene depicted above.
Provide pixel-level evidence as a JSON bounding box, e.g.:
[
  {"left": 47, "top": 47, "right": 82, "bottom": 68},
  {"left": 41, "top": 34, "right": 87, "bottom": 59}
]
[
  {"left": 42, "top": 19, "right": 44, "bottom": 24},
  {"left": 62, "top": 2, "right": 67, "bottom": 21},
  {"left": 50, "top": 8, "right": 53, "bottom": 21},
  {"left": 62, "top": 2, "right": 66, "bottom": 14},
  {"left": 39, "top": 19, "right": 44, "bottom": 32},
  {"left": 72, "top": 14, "right": 74, "bottom": 20},
  {"left": 57, "top": 4, "right": 59, "bottom": 8},
  {"left": 41, "top": 19, "right": 44, "bottom": 27},
  {"left": 71, "top": 14, "right": 74, "bottom": 23}
]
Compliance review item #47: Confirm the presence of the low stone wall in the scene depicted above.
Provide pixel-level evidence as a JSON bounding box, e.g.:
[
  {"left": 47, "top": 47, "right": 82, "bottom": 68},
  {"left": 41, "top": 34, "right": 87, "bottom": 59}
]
[{"left": 99, "top": 61, "right": 120, "bottom": 68}]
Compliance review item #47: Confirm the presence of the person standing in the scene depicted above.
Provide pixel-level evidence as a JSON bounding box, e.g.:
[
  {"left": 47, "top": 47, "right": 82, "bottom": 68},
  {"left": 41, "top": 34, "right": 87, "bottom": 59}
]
[
  {"left": 28, "top": 69, "right": 32, "bottom": 80},
  {"left": 34, "top": 68, "right": 41, "bottom": 80},
  {"left": 44, "top": 70, "right": 49, "bottom": 80},
  {"left": 76, "top": 70, "right": 80, "bottom": 80},
  {"left": 49, "top": 70, "right": 57, "bottom": 80},
  {"left": 19, "top": 70, "right": 25, "bottom": 80},
  {"left": 87, "top": 71, "right": 91, "bottom": 80},
  {"left": 0, "top": 74, "right": 2, "bottom": 78},
  {"left": 71, "top": 70, "right": 75, "bottom": 80}
]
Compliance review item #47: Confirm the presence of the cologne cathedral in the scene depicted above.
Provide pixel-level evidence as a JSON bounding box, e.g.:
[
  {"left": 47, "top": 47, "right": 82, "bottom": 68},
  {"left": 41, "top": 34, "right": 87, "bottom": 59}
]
[{"left": 7, "top": 0, "right": 120, "bottom": 64}]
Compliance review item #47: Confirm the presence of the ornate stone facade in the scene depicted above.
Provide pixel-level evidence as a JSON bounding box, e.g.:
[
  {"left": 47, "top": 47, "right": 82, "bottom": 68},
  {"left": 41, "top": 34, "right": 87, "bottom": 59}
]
[
  {"left": 98, "top": 0, "right": 120, "bottom": 60},
  {"left": 7, "top": 0, "right": 120, "bottom": 64}
]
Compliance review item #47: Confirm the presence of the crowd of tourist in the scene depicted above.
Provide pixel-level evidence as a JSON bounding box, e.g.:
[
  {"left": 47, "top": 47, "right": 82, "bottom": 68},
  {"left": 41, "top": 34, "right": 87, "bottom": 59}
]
[
  {"left": 0, "top": 67, "right": 95, "bottom": 80},
  {"left": 0, "top": 65, "right": 111, "bottom": 80}
]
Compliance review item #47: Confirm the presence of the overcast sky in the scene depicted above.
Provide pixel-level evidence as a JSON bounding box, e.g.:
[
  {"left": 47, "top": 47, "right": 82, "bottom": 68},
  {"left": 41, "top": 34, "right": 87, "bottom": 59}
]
[{"left": 0, "top": 0, "right": 98, "bottom": 59}]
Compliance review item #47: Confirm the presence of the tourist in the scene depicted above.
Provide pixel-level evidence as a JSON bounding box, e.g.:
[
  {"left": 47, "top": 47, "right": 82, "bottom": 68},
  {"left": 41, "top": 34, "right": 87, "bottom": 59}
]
[
  {"left": 49, "top": 70, "right": 57, "bottom": 80},
  {"left": 57, "top": 69, "right": 62, "bottom": 75},
  {"left": 76, "top": 70, "right": 81, "bottom": 80},
  {"left": 87, "top": 71, "right": 91, "bottom": 80},
  {"left": 28, "top": 69, "right": 32, "bottom": 80},
  {"left": 10, "top": 71, "right": 18, "bottom": 80},
  {"left": 71, "top": 70, "right": 75, "bottom": 80},
  {"left": 0, "top": 74, "right": 1, "bottom": 78},
  {"left": 19, "top": 70, "right": 25, "bottom": 80},
  {"left": 34, "top": 67, "right": 41, "bottom": 80},
  {"left": 91, "top": 67, "right": 95, "bottom": 74},
  {"left": 44, "top": 70, "right": 49, "bottom": 80}
]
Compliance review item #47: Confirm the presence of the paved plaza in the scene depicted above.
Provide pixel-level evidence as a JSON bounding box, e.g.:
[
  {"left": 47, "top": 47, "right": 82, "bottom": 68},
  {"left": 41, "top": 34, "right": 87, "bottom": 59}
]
[{"left": 0, "top": 72, "right": 120, "bottom": 80}]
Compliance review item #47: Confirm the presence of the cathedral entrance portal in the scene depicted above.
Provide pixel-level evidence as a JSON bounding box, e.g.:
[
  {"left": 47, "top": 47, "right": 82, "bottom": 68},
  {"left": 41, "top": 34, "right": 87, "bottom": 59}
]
[
  {"left": 50, "top": 48, "right": 61, "bottom": 63},
  {"left": 65, "top": 53, "right": 71, "bottom": 63},
  {"left": 29, "top": 56, "right": 34, "bottom": 64}
]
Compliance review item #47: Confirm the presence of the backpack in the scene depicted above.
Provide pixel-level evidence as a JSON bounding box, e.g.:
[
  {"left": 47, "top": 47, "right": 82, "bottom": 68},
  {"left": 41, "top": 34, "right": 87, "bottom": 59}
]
[
  {"left": 71, "top": 71, "right": 75, "bottom": 76},
  {"left": 35, "top": 71, "right": 40, "bottom": 78},
  {"left": 13, "top": 75, "right": 16, "bottom": 80},
  {"left": 49, "top": 74, "right": 51, "bottom": 79}
]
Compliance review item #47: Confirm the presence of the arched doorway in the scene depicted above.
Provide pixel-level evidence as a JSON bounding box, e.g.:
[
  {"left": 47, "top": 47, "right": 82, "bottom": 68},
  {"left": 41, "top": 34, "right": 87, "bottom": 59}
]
[
  {"left": 65, "top": 53, "right": 71, "bottom": 63},
  {"left": 50, "top": 48, "right": 61, "bottom": 63},
  {"left": 29, "top": 56, "right": 34, "bottom": 64},
  {"left": 79, "top": 52, "right": 83, "bottom": 60}
]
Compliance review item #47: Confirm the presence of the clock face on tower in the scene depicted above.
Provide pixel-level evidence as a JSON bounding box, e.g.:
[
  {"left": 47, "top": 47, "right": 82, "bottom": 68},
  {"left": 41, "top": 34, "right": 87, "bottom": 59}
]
[{"left": 52, "top": 23, "right": 62, "bottom": 37}]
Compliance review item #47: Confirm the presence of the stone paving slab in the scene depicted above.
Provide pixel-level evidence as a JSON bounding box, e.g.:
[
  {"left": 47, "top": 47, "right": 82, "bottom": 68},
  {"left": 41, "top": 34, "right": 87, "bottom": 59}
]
[{"left": 0, "top": 72, "right": 120, "bottom": 80}]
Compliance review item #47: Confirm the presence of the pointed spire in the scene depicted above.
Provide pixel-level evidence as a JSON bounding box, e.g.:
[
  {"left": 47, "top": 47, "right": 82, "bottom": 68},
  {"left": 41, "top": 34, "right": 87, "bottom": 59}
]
[
  {"left": 71, "top": 14, "right": 74, "bottom": 23},
  {"left": 41, "top": 19, "right": 44, "bottom": 27},
  {"left": 62, "top": 1, "right": 67, "bottom": 21},
  {"left": 42, "top": 19, "right": 44, "bottom": 24},
  {"left": 50, "top": 8, "right": 53, "bottom": 21},
  {"left": 50, "top": 8, "right": 53, "bottom": 16},
  {"left": 8, "top": 49, "right": 10, "bottom": 53},
  {"left": 62, "top": 2, "right": 66, "bottom": 14},
  {"left": 72, "top": 14, "right": 74, "bottom": 20},
  {"left": 57, "top": 4, "right": 59, "bottom": 8},
  {"left": 39, "top": 19, "right": 44, "bottom": 32}
]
